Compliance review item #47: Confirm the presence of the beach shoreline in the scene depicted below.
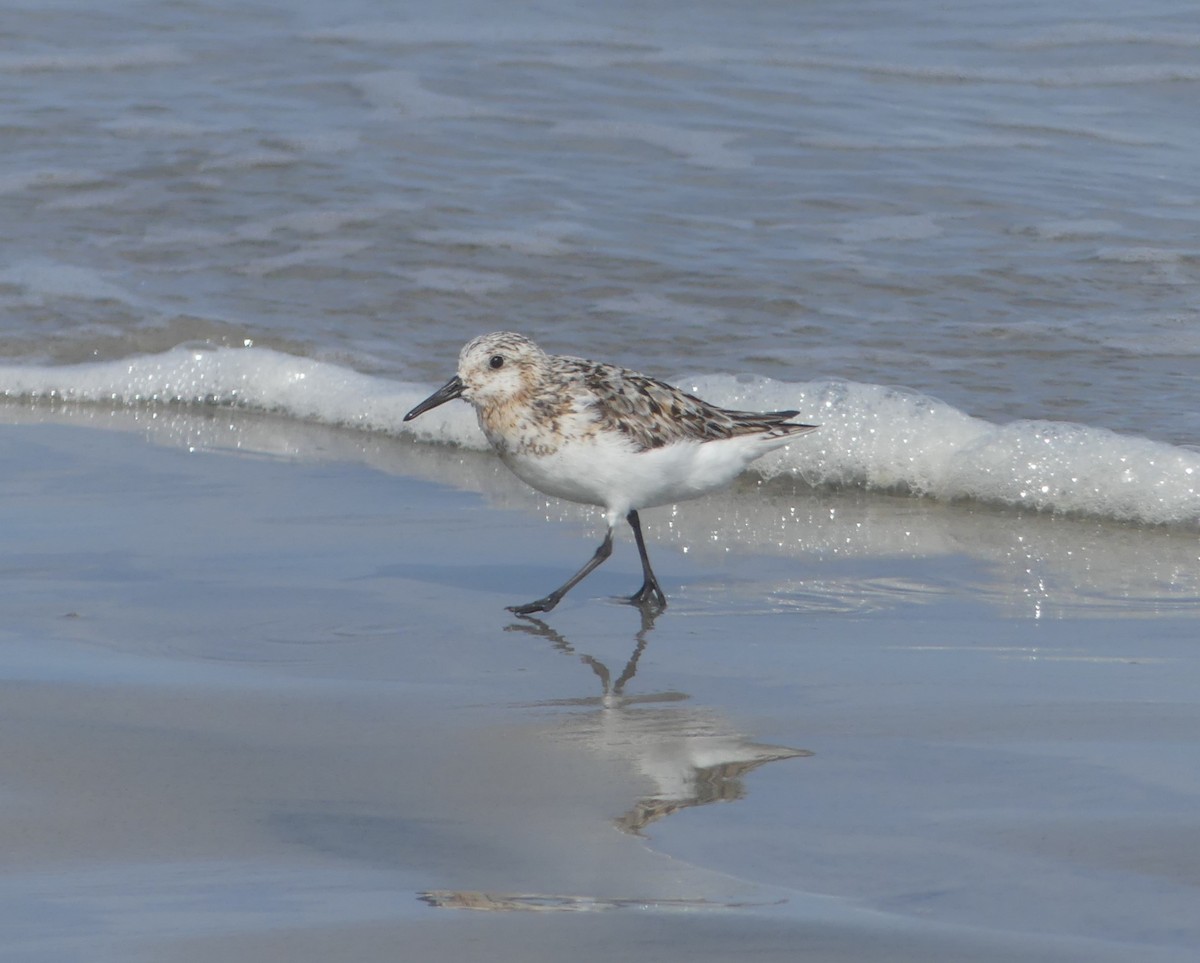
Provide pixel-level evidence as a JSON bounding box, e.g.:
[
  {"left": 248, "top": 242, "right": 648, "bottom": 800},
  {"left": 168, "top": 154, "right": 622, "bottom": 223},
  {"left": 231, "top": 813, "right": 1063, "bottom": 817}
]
[{"left": 0, "top": 413, "right": 1197, "bottom": 961}]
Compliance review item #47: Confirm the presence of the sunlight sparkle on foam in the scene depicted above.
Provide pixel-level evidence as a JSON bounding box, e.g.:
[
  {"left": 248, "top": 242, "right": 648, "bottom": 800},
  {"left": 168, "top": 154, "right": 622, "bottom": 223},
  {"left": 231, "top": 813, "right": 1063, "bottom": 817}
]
[{"left": 1, "top": 348, "right": 1196, "bottom": 527}]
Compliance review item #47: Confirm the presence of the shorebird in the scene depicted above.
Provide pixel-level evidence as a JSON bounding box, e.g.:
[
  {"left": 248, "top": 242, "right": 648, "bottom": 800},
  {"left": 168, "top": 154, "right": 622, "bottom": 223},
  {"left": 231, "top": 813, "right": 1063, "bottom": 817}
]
[{"left": 404, "top": 332, "right": 816, "bottom": 614}]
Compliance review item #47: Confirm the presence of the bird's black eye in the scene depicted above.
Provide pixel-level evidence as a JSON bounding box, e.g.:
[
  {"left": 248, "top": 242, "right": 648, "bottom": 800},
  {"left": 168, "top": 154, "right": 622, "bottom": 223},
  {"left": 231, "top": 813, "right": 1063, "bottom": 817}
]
[{"left": 489, "top": 355, "right": 504, "bottom": 370}]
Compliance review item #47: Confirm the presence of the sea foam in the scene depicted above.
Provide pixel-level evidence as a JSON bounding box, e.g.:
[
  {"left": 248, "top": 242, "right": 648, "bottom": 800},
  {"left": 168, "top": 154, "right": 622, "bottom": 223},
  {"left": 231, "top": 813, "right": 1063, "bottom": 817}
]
[{"left": 1, "top": 346, "right": 1196, "bottom": 528}]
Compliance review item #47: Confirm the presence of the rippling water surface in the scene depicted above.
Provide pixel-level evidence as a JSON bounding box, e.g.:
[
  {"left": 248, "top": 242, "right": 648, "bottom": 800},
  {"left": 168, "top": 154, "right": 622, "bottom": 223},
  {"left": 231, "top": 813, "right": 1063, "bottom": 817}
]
[{"left": 2, "top": 0, "right": 1198, "bottom": 492}]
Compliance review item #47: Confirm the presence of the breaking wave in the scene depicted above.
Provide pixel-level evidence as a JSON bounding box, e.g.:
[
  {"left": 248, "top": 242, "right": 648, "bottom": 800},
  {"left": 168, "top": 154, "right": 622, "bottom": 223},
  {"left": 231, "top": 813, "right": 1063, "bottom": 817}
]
[{"left": 1, "top": 345, "right": 1196, "bottom": 527}]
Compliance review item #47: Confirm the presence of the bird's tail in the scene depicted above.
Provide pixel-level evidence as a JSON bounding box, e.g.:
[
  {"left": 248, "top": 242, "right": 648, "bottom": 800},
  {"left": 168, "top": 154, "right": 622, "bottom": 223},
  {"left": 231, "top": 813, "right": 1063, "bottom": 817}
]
[{"left": 723, "top": 408, "right": 818, "bottom": 439}]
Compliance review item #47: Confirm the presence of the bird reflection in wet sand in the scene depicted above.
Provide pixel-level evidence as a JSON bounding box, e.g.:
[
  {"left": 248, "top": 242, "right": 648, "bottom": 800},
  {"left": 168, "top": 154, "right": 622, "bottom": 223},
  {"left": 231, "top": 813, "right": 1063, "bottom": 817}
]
[{"left": 507, "top": 616, "right": 811, "bottom": 835}]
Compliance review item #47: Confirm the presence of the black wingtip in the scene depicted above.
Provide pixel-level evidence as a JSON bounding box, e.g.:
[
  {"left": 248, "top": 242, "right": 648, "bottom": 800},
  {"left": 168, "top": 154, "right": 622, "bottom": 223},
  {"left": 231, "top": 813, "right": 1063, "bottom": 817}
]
[{"left": 767, "top": 410, "right": 819, "bottom": 431}]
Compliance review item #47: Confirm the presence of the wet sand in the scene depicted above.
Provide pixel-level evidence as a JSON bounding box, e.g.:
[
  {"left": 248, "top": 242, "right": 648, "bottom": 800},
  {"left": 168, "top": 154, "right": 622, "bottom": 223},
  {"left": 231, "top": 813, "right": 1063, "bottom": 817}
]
[{"left": 1, "top": 411, "right": 1197, "bottom": 962}]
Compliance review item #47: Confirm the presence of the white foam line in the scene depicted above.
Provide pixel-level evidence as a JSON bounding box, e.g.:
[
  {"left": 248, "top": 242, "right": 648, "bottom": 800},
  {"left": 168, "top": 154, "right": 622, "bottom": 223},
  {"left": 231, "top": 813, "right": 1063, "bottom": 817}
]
[
  {"left": 0, "top": 346, "right": 486, "bottom": 451},
  {"left": 1, "top": 347, "right": 1197, "bottom": 527}
]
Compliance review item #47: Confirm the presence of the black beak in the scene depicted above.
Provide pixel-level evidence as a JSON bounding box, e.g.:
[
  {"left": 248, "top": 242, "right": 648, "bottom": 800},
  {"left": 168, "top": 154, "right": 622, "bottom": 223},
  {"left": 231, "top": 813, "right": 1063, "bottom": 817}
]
[{"left": 404, "top": 375, "right": 464, "bottom": 421}]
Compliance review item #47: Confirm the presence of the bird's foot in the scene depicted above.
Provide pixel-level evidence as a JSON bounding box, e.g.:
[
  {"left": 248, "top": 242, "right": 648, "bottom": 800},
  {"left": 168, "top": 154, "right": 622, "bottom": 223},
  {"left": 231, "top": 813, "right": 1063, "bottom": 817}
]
[
  {"left": 627, "top": 579, "right": 667, "bottom": 612},
  {"left": 507, "top": 594, "right": 561, "bottom": 617}
]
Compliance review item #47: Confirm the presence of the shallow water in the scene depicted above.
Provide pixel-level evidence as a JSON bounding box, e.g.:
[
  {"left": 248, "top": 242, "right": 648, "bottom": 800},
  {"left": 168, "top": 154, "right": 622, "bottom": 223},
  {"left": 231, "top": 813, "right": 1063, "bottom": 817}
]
[{"left": 1, "top": 421, "right": 1197, "bottom": 963}]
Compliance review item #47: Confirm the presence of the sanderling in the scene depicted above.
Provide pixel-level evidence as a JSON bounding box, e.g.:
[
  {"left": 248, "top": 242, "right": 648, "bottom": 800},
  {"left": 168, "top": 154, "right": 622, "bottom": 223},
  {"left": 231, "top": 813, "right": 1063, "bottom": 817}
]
[{"left": 404, "top": 332, "right": 817, "bottom": 615}]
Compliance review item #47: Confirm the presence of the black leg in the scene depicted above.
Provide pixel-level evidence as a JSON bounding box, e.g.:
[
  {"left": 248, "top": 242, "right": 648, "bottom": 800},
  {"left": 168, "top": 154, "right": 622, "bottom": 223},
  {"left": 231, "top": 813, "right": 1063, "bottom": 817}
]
[
  {"left": 509, "top": 527, "right": 615, "bottom": 615},
  {"left": 625, "top": 510, "right": 667, "bottom": 611}
]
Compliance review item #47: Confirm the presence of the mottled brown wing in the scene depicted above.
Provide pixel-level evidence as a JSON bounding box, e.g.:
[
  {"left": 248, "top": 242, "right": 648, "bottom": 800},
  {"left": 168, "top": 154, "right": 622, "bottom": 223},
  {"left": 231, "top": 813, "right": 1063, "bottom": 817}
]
[{"left": 559, "top": 358, "right": 814, "bottom": 450}]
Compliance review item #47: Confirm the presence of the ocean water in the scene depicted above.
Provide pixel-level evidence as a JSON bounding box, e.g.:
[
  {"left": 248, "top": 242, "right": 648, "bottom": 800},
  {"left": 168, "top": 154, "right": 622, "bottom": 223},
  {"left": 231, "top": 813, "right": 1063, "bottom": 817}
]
[
  {"left": 5, "top": 5, "right": 1200, "bottom": 957},
  {"left": 2, "top": 0, "right": 1198, "bottom": 529}
]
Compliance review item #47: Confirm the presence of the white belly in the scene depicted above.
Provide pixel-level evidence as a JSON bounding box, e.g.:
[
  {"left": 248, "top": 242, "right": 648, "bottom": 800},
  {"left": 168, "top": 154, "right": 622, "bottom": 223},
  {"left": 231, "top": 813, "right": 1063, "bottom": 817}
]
[{"left": 499, "top": 431, "right": 786, "bottom": 524}]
